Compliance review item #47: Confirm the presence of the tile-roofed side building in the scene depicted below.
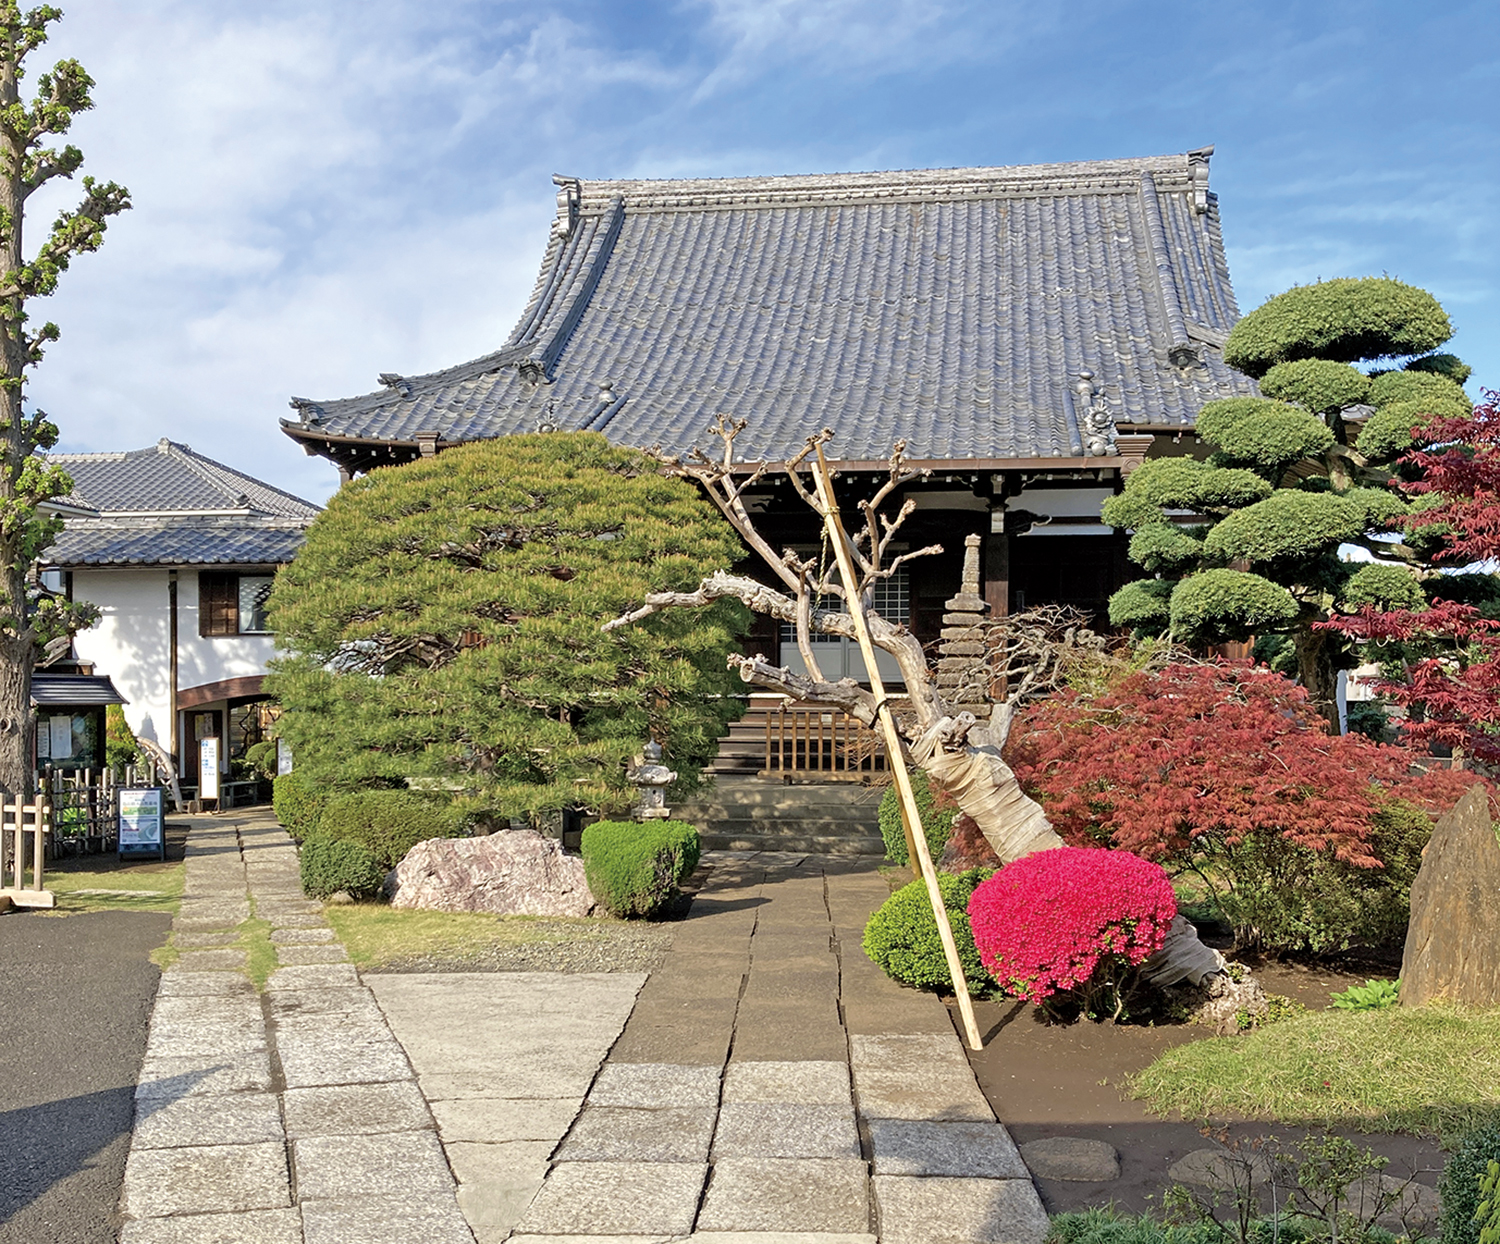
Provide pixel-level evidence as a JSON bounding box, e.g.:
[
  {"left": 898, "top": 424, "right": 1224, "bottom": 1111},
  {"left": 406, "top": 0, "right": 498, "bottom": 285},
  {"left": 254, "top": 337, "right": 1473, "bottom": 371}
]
[
  {"left": 283, "top": 148, "right": 1257, "bottom": 476},
  {"left": 40, "top": 441, "right": 321, "bottom": 798}
]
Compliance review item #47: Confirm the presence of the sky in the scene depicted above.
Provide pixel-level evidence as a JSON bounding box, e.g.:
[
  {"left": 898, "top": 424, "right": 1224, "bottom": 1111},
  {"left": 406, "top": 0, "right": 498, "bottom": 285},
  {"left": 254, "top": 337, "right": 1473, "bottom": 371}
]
[{"left": 24, "top": 0, "right": 1500, "bottom": 505}]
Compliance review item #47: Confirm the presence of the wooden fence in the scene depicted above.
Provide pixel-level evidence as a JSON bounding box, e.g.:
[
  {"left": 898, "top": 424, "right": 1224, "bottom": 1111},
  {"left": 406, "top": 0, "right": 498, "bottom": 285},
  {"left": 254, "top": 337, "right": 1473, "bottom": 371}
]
[
  {"left": 0, "top": 793, "right": 53, "bottom": 909},
  {"left": 762, "top": 705, "right": 887, "bottom": 778}
]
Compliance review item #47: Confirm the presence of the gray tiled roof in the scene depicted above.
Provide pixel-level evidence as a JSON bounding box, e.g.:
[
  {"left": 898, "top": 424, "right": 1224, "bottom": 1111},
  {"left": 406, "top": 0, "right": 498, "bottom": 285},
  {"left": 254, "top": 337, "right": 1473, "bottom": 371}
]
[
  {"left": 46, "top": 516, "right": 312, "bottom": 568},
  {"left": 32, "top": 673, "right": 127, "bottom": 706},
  {"left": 286, "top": 149, "right": 1257, "bottom": 465},
  {"left": 50, "top": 440, "right": 322, "bottom": 517}
]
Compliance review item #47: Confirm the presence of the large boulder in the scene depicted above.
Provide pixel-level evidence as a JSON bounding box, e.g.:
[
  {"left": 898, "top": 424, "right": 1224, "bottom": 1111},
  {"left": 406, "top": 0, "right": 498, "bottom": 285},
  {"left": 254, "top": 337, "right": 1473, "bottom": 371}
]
[
  {"left": 1400, "top": 784, "right": 1500, "bottom": 1007},
  {"left": 385, "top": 830, "right": 595, "bottom": 917}
]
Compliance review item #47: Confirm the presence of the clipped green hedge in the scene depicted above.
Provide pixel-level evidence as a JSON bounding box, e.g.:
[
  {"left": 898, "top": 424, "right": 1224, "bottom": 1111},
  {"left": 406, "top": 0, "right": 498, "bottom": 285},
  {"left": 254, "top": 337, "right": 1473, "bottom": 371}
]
[
  {"left": 1101, "top": 458, "right": 1271, "bottom": 530},
  {"left": 1202, "top": 491, "right": 1365, "bottom": 565},
  {"left": 1223, "top": 277, "right": 1453, "bottom": 378},
  {"left": 299, "top": 835, "right": 385, "bottom": 900},
  {"left": 316, "top": 789, "right": 466, "bottom": 871},
  {"left": 863, "top": 868, "right": 992, "bottom": 995},
  {"left": 1259, "top": 358, "right": 1371, "bottom": 413},
  {"left": 1440, "top": 1124, "right": 1500, "bottom": 1244},
  {"left": 581, "top": 819, "right": 701, "bottom": 918},
  {"left": 1169, "top": 569, "right": 1300, "bottom": 644},
  {"left": 1108, "top": 577, "right": 1176, "bottom": 631},
  {"left": 273, "top": 772, "right": 327, "bottom": 842},
  {"left": 1196, "top": 398, "right": 1334, "bottom": 472},
  {"left": 1367, "top": 368, "right": 1471, "bottom": 412},
  {"left": 1340, "top": 563, "right": 1426, "bottom": 612},
  {"left": 878, "top": 770, "right": 958, "bottom": 867},
  {"left": 1127, "top": 523, "right": 1207, "bottom": 574},
  {"left": 1405, "top": 352, "right": 1472, "bottom": 385}
]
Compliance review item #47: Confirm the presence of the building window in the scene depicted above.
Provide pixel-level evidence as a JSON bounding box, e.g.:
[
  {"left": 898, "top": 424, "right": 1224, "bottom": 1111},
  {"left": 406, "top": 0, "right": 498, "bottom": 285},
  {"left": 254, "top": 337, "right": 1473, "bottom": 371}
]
[
  {"left": 779, "top": 568, "right": 910, "bottom": 641},
  {"left": 199, "top": 572, "right": 275, "bottom": 636}
]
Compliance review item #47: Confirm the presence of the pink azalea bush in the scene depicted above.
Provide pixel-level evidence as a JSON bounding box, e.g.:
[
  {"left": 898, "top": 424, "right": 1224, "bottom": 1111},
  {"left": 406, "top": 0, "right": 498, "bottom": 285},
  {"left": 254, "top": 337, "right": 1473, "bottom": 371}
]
[{"left": 967, "top": 847, "right": 1177, "bottom": 1021}]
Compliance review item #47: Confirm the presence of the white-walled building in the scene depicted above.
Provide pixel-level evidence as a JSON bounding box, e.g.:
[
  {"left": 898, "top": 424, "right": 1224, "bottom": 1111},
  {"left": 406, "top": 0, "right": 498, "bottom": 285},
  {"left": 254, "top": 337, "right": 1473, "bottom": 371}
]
[{"left": 43, "top": 439, "right": 320, "bottom": 789}]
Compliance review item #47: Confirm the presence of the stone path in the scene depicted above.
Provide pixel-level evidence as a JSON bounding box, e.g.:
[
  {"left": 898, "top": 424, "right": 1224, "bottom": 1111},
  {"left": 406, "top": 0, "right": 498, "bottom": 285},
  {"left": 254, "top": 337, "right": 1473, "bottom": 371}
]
[{"left": 122, "top": 816, "right": 1050, "bottom": 1244}]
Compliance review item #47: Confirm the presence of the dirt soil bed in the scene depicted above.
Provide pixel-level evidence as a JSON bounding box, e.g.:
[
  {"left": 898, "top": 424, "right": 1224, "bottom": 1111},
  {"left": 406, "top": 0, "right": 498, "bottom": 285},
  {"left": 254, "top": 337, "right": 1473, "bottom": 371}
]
[{"left": 952, "top": 957, "right": 1447, "bottom": 1216}]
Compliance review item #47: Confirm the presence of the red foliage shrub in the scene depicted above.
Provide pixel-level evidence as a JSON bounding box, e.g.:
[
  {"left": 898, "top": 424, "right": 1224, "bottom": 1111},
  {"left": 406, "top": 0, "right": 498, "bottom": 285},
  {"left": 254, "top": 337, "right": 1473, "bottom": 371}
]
[
  {"left": 967, "top": 847, "right": 1176, "bottom": 1005},
  {"left": 1006, "top": 661, "right": 1473, "bottom": 869}
]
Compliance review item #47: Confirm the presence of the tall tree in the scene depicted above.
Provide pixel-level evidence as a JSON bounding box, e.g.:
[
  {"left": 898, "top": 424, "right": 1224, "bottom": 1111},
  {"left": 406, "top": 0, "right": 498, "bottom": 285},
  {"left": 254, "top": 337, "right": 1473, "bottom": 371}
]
[
  {"left": 0, "top": 4, "right": 129, "bottom": 794},
  {"left": 1104, "top": 278, "right": 1473, "bottom": 727}
]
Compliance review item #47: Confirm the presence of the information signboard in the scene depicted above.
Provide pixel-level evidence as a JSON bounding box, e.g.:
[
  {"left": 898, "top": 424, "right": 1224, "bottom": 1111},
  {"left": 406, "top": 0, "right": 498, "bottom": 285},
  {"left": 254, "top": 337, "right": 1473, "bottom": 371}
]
[
  {"left": 118, "top": 787, "right": 165, "bottom": 859},
  {"left": 199, "top": 737, "right": 220, "bottom": 803}
]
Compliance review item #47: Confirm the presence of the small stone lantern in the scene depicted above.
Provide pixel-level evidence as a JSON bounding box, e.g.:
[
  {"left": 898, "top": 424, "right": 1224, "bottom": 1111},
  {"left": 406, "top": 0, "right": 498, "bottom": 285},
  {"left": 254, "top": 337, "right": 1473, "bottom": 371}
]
[{"left": 629, "top": 741, "right": 677, "bottom": 821}]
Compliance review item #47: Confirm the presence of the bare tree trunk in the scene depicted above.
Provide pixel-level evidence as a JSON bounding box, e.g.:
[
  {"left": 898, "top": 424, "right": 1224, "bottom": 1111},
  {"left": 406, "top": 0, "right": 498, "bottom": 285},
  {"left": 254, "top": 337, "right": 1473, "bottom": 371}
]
[{"left": 1295, "top": 627, "right": 1341, "bottom": 733}]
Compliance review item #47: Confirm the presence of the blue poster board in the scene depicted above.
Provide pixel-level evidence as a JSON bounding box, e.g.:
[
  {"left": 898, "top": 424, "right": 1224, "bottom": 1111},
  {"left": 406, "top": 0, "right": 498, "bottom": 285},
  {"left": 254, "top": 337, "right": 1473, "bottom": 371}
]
[{"left": 118, "top": 787, "right": 165, "bottom": 860}]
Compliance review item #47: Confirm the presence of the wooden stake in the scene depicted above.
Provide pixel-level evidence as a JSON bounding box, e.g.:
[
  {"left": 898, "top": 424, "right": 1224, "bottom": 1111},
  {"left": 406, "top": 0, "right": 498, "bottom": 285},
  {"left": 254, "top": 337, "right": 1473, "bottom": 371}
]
[{"left": 810, "top": 445, "right": 984, "bottom": 1050}]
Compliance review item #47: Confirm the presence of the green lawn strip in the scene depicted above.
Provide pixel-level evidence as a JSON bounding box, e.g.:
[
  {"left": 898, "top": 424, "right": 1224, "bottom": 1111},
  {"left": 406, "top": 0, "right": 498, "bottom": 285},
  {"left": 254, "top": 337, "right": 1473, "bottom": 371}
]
[
  {"left": 46, "top": 858, "right": 185, "bottom": 915},
  {"left": 325, "top": 904, "right": 604, "bottom": 970},
  {"left": 235, "top": 914, "right": 279, "bottom": 989},
  {"left": 1130, "top": 1004, "right": 1500, "bottom": 1139}
]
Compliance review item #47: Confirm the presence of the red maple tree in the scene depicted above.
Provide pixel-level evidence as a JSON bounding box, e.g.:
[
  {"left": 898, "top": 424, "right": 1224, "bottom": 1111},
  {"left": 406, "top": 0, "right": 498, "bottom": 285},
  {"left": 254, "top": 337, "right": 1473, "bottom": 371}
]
[
  {"left": 1006, "top": 661, "right": 1473, "bottom": 869},
  {"left": 1321, "top": 392, "right": 1500, "bottom": 765}
]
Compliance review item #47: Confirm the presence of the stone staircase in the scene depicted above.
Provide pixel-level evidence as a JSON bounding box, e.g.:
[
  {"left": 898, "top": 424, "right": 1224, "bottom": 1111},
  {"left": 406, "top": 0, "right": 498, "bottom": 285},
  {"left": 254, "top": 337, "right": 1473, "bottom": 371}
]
[{"left": 672, "top": 774, "right": 887, "bottom": 855}]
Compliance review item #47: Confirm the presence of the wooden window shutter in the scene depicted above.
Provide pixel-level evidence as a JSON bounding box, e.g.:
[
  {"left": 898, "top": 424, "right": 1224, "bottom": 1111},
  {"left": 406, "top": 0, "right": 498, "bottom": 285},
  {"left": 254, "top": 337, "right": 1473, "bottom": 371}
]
[{"left": 199, "top": 572, "right": 239, "bottom": 637}]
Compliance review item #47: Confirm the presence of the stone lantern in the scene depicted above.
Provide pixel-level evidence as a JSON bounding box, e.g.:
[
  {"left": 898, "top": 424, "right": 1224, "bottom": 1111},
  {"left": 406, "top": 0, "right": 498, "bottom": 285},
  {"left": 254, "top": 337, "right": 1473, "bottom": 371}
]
[{"left": 628, "top": 742, "right": 677, "bottom": 820}]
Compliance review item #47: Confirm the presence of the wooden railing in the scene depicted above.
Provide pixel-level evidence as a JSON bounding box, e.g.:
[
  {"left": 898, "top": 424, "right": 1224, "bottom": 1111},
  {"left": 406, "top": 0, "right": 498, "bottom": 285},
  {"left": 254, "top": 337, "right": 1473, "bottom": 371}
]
[
  {"left": 1, "top": 794, "right": 53, "bottom": 909},
  {"left": 762, "top": 706, "right": 886, "bottom": 778}
]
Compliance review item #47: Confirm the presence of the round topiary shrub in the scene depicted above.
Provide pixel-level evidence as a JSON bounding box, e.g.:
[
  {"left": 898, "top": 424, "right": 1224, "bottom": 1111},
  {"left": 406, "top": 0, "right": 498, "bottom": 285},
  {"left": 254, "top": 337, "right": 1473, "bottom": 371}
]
[
  {"left": 273, "top": 772, "right": 327, "bottom": 842},
  {"left": 1440, "top": 1124, "right": 1500, "bottom": 1244},
  {"left": 878, "top": 770, "right": 958, "bottom": 867},
  {"left": 580, "top": 819, "right": 701, "bottom": 918},
  {"left": 299, "top": 835, "right": 384, "bottom": 900},
  {"left": 967, "top": 847, "right": 1177, "bottom": 1021},
  {"left": 862, "top": 868, "right": 992, "bottom": 996},
  {"left": 316, "top": 789, "right": 466, "bottom": 870}
]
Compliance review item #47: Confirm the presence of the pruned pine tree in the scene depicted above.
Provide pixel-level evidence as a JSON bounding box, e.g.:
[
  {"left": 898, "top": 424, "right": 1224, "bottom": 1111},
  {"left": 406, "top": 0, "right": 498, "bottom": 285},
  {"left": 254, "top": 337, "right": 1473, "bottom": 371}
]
[
  {"left": 606, "top": 418, "right": 1239, "bottom": 997},
  {"left": 0, "top": 4, "right": 129, "bottom": 794},
  {"left": 1105, "top": 277, "right": 1480, "bottom": 728}
]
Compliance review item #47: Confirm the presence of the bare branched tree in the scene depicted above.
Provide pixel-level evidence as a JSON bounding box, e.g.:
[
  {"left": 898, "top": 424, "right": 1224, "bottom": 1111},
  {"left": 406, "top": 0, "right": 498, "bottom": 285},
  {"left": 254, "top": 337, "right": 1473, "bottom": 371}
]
[{"left": 608, "top": 419, "right": 1256, "bottom": 997}]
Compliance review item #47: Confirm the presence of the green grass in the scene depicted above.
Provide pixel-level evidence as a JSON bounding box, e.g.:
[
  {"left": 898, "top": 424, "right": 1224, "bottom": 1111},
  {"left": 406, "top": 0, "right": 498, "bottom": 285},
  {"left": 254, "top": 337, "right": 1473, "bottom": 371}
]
[
  {"left": 44, "top": 857, "right": 185, "bottom": 915},
  {"left": 235, "top": 914, "right": 279, "bottom": 989},
  {"left": 325, "top": 904, "right": 606, "bottom": 970},
  {"left": 1131, "top": 1003, "right": 1500, "bottom": 1140}
]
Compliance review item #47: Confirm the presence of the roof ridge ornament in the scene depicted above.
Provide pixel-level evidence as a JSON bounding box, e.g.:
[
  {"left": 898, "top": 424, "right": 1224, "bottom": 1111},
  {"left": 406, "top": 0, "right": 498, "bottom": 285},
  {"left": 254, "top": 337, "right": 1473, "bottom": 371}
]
[
  {"left": 1075, "top": 372, "right": 1119, "bottom": 457},
  {"left": 1186, "top": 145, "right": 1213, "bottom": 214},
  {"left": 288, "top": 397, "right": 324, "bottom": 426},
  {"left": 378, "top": 372, "right": 413, "bottom": 399},
  {"left": 552, "top": 175, "right": 581, "bottom": 240}
]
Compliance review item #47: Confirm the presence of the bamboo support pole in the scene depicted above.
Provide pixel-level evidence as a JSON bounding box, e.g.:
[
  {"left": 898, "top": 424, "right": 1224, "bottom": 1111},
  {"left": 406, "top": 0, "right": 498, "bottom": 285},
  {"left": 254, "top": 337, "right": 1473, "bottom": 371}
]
[{"left": 810, "top": 445, "right": 984, "bottom": 1050}]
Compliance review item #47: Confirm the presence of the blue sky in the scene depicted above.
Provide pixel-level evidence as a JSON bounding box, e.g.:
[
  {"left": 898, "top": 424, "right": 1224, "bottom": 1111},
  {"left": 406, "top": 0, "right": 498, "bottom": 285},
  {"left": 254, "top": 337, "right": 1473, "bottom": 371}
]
[{"left": 28, "top": 0, "right": 1499, "bottom": 503}]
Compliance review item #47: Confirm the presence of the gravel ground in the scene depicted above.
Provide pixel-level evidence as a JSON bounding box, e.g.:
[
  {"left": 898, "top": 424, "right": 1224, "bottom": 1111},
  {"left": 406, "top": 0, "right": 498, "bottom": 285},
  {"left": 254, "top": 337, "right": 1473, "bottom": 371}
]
[{"left": 361, "top": 917, "right": 676, "bottom": 974}]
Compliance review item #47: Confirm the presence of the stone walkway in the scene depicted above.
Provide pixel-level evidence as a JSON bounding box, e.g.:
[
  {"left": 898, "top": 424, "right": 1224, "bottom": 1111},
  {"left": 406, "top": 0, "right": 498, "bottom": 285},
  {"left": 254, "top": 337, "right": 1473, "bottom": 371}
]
[{"left": 120, "top": 814, "right": 1050, "bottom": 1244}]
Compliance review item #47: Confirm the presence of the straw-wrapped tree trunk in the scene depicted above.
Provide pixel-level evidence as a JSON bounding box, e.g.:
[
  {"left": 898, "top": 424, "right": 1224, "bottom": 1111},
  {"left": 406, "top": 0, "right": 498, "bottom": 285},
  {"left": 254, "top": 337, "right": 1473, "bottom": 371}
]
[{"left": 608, "top": 419, "right": 1251, "bottom": 1002}]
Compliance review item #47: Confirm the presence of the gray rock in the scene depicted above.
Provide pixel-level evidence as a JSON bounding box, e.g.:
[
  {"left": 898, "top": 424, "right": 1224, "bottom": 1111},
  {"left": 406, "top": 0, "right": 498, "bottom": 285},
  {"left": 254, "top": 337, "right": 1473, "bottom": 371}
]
[
  {"left": 1167, "top": 1147, "right": 1272, "bottom": 1189},
  {"left": 1019, "top": 1136, "right": 1120, "bottom": 1182},
  {"left": 384, "top": 830, "right": 595, "bottom": 917},
  {"left": 1401, "top": 784, "right": 1500, "bottom": 1007}
]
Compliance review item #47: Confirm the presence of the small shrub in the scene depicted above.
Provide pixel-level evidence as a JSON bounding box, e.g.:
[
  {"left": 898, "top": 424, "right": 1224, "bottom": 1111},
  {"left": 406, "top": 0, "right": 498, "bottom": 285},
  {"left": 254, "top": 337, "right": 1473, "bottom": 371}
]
[
  {"left": 316, "top": 789, "right": 466, "bottom": 871},
  {"left": 1478, "top": 1161, "right": 1500, "bottom": 1244},
  {"left": 862, "top": 868, "right": 992, "bottom": 996},
  {"left": 273, "top": 771, "right": 327, "bottom": 842},
  {"left": 299, "top": 835, "right": 384, "bottom": 900},
  {"left": 104, "top": 705, "right": 141, "bottom": 772},
  {"left": 879, "top": 771, "right": 959, "bottom": 867},
  {"left": 581, "top": 819, "right": 700, "bottom": 918},
  {"left": 1441, "top": 1125, "right": 1500, "bottom": 1244},
  {"left": 1329, "top": 978, "right": 1400, "bottom": 1011},
  {"left": 969, "top": 847, "right": 1176, "bottom": 1022},
  {"left": 245, "top": 740, "right": 278, "bottom": 779}
]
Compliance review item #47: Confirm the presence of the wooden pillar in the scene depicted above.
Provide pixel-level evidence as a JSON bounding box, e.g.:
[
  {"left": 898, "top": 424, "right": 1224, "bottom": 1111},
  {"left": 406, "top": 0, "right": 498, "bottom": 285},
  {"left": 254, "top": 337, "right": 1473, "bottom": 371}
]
[{"left": 984, "top": 528, "right": 1009, "bottom": 618}]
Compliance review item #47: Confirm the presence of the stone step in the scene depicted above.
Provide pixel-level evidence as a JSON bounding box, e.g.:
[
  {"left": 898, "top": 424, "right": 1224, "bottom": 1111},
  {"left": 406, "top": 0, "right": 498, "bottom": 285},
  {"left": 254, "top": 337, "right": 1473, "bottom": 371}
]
[{"left": 699, "top": 833, "right": 886, "bottom": 855}]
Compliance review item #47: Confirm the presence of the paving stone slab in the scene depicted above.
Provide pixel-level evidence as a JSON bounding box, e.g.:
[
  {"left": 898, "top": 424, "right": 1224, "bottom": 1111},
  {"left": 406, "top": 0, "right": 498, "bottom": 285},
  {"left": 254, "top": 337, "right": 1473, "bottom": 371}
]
[
  {"left": 282, "top": 1080, "right": 436, "bottom": 1138},
  {"left": 150, "top": 995, "right": 263, "bottom": 1026},
  {"left": 431, "top": 1097, "right": 583, "bottom": 1143},
  {"left": 266, "top": 962, "right": 361, "bottom": 989},
  {"left": 556, "top": 1105, "right": 717, "bottom": 1162},
  {"left": 609, "top": 1019, "right": 735, "bottom": 1066},
  {"left": 848, "top": 1034, "right": 970, "bottom": 1072},
  {"left": 134, "top": 1051, "right": 274, "bottom": 1099},
  {"left": 144, "top": 1019, "right": 266, "bottom": 1059},
  {"left": 118, "top": 1207, "right": 303, "bottom": 1244},
  {"left": 420, "top": 1069, "right": 602, "bottom": 1100},
  {"left": 270, "top": 927, "right": 337, "bottom": 943},
  {"left": 459, "top": 1181, "right": 547, "bottom": 1244},
  {"left": 589, "top": 1062, "right": 722, "bottom": 1108},
  {"left": 276, "top": 1029, "right": 414, "bottom": 1088},
  {"left": 171, "top": 931, "right": 242, "bottom": 948},
  {"left": 120, "top": 1141, "right": 291, "bottom": 1217},
  {"left": 872, "top": 1176, "right": 1049, "bottom": 1244},
  {"left": 871, "top": 1121, "right": 1029, "bottom": 1179},
  {"left": 155, "top": 971, "right": 256, "bottom": 998},
  {"left": 276, "top": 943, "right": 350, "bottom": 965},
  {"left": 446, "top": 1139, "right": 555, "bottom": 1187},
  {"left": 516, "top": 1161, "right": 707, "bottom": 1235},
  {"left": 850, "top": 1068, "right": 993, "bottom": 1123},
  {"left": 267, "top": 912, "right": 332, "bottom": 928},
  {"left": 1166, "top": 1147, "right": 1272, "bottom": 1189},
  {"left": 691, "top": 1235, "right": 877, "bottom": 1244},
  {"left": 722, "top": 1060, "right": 851, "bottom": 1105},
  {"left": 1018, "top": 1137, "right": 1121, "bottom": 1182},
  {"left": 293, "top": 1130, "right": 455, "bottom": 1199},
  {"left": 712, "top": 1103, "right": 860, "bottom": 1160},
  {"left": 300, "top": 1193, "right": 475, "bottom": 1244},
  {"left": 698, "top": 1158, "right": 870, "bottom": 1233},
  {"left": 510, "top": 1236, "right": 677, "bottom": 1244},
  {"left": 132, "top": 1090, "right": 284, "bottom": 1149}
]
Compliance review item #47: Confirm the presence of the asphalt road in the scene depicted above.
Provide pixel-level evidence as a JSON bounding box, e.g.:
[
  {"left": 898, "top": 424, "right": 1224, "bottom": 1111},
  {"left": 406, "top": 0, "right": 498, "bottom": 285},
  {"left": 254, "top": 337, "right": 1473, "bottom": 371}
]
[{"left": 0, "top": 908, "right": 170, "bottom": 1244}]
